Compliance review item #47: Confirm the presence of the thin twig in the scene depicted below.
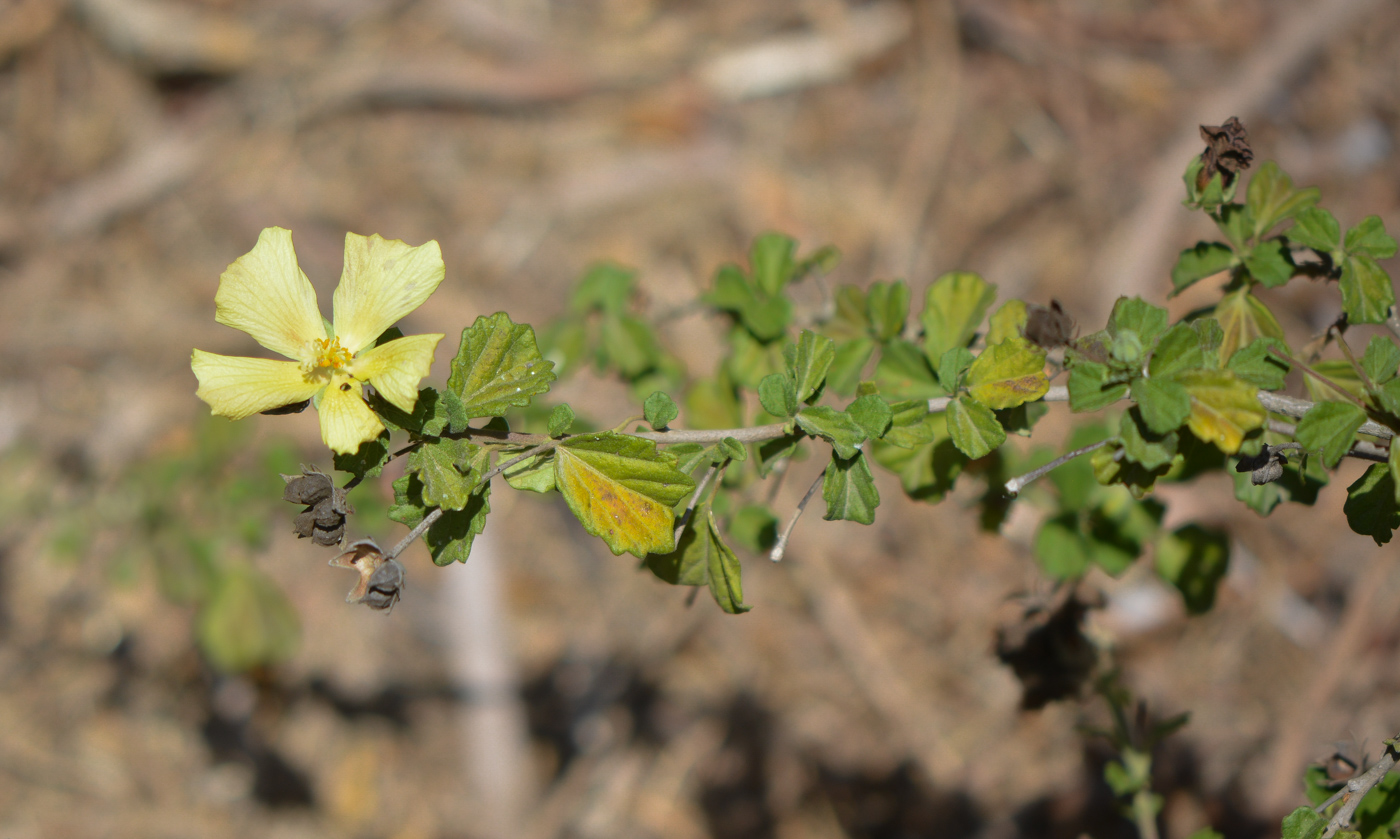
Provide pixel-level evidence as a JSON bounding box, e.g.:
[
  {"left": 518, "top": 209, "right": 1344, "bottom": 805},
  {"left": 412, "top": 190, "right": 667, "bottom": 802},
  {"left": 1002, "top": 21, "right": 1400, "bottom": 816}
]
[
  {"left": 387, "top": 507, "right": 444, "bottom": 561},
  {"left": 673, "top": 463, "right": 720, "bottom": 545},
  {"left": 1321, "top": 738, "right": 1400, "bottom": 838},
  {"left": 770, "top": 471, "right": 825, "bottom": 563},
  {"left": 1003, "top": 439, "right": 1111, "bottom": 497},
  {"left": 1333, "top": 330, "right": 1375, "bottom": 393},
  {"left": 1266, "top": 419, "right": 1389, "bottom": 463},
  {"left": 477, "top": 439, "right": 563, "bottom": 486},
  {"left": 1257, "top": 391, "right": 1395, "bottom": 440}
]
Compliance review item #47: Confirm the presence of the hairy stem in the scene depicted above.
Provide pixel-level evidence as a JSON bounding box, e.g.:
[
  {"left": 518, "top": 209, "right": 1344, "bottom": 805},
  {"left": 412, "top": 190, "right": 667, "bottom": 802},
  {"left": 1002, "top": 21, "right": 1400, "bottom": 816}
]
[
  {"left": 1003, "top": 439, "right": 1112, "bottom": 496},
  {"left": 770, "top": 471, "right": 825, "bottom": 563},
  {"left": 1321, "top": 737, "right": 1399, "bottom": 838}
]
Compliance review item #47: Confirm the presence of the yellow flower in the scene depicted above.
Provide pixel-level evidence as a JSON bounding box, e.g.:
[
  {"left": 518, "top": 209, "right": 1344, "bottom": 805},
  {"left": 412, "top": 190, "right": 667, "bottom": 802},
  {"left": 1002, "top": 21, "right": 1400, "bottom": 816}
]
[{"left": 192, "top": 227, "right": 446, "bottom": 454}]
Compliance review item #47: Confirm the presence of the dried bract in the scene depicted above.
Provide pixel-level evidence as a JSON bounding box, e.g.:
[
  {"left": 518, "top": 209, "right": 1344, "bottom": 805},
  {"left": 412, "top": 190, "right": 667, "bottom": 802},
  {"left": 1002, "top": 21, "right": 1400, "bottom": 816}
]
[
  {"left": 1024, "top": 300, "right": 1075, "bottom": 349},
  {"left": 1233, "top": 443, "right": 1298, "bottom": 485},
  {"left": 1197, "top": 116, "right": 1253, "bottom": 191},
  {"left": 282, "top": 465, "right": 353, "bottom": 545},
  {"left": 330, "top": 538, "right": 405, "bottom": 612}
]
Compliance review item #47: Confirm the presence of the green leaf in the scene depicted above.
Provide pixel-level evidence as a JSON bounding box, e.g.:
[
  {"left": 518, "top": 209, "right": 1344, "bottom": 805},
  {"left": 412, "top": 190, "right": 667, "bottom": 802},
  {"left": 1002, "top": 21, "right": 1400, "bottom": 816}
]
[
  {"left": 1214, "top": 287, "right": 1286, "bottom": 365},
  {"left": 405, "top": 438, "right": 482, "bottom": 511},
  {"left": 1191, "top": 318, "right": 1225, "bottom": 367},
  {"left": 874, "top": 340, "right": 943, "bottom": 400},
  {"left": 848, "top": 394, "right": 893, "bottom": 439},
  {"left": 1363, "top": 336, "right": 1400, "bottom": 386},
  {"left": 1148, "top": 323, "right": 1204, "bottom": 378},
  {"left": 1087, "top": 490, "right": 1164, "bottom": 574},
  {"left": 826, "top": 337, "right": 876, "bottom": 396},
  {"left": 1226, "top": 337, "right": 1290, "bottom": 390},
  {"left": 946, "top": 396, "right": 1005, "bottom": 459},
  {"left": 448, "top": 312, "right": 558, "bottom": 418},
  {"left": 646, "top": 503, "right": 750, "bottom": 613},
  {"left": 866, "top": 280, "right": 910, "bottom": 342},
  {"left": 390, "top": 473, "right": 492, "bottom": 565},
  {"left": 1214, "top": 203, "right": 1253, "bottom": 253},
  {"left": 1090, "top": 439, "right": 1170, "bottom": 499},
  {"left": 1177, "top": 368, "right": 1267, "bottom": 454},
  {"left": 879, "top": 400, "right": 934, "bottom": 448},
  {"left": 1107, "top": 297, "right": 1169, "bottom": 347},
  {"left": 1120, "top": 408, "right": 1179, "bottom": 469},
  {"left": 1034, "top": 513, "right": 1090, "bottom": 579},
  {"left": 725, "top": 326, "right": 786, "bottom": 389},
  {"left": 827, "top": 285, "right": 870, "bottom": 339},
  {"left": 1345, "top": 215, "right": 1398, "bottom": 259},
  {"left": 571, "top": 262, "right": 635, "bottom": 315},
  {"left": 1247, "top": 160, "right": 1318, "bottom": 237},
  {"left": 1067, "top": 362, "right": 1129, "bottom": 413},
  {"left": 757, "top": 373, "right": 797, "bottom": 419},
  {"left": 1171, "top": 242, "right": 1236, "bottom": 295},
  {"left": 717, "top": 436, "right": 747, "bottom": 462},
  {"left": 1296, "top": 400, "right": 1367, "bottom": 469},
  {"left": 600, "top": 313, "right": 661, "bottom": 377},
  {"left": 196, "top": 565, "right": 299, "bottom": 673},
  {"left": 685, "top": 371, "right": 743, "bottom": 430},
  {"left": 334, "top": 431, "right": 391, "bottom": 478},
  {"left": 1156, "top": 524, "right": 1230, "bottom": 614},
  {"left": 871, "top": 416, "right": 965, "bottom": 502},
  {"left": 996, "top": 401, "right": 1048, "bottom": 437},
  {"left": 786, "top": 330, "right": 836, "bottom": 403},
  {"left": 921, "top": 271, "right": 997, "bottom": 364},
  {"left": 937, "top": 346, "right": 974, "bottom": 393},
  {"left": 1344, "top": 464, "right": 1400, "bottom": 546},
  {"left": 1243, "top": 239, "right": 1293, "bottom": 288},
  {"left": 1340, "top": 253, "right": 1395, "bottom": 325},
  {"left": 1279, "top": 807, "right": 1327, "bottom": 839},
  {"left": 966, "top": 338, "right": 1049, "bottom": 409},
  {"left": 503, "top": 451, "right": 556, "bottom": 493},
  {"left": 822, "top": 452, "right": 880, "bottom": 524},
  {"left": 548, "top": 403, "right": 576, "bottom": 437},
  {"left": 707, "top": 265, "right": 792, "bottom": 341},
  {"left": 728, "top": 504, "right": 779, "bottom": 553},
  {"left": 987, "top": 299, "right": 1028, "bottom": 346},
  {"left": 796, "top": 406, "right": 865, "bottom": 459},
  {"left": 642, "top": 392, "right": 678, "bottom": 430},
  {"left": 1305, "top": 359, "right": 1368, "bottom": 404},
  {"left": 756, "top": 433, "right": 802, "bottom": 477},
  {"left": 1288, "top": 207, "right": 1341, "bottom": 254},
  {"left": 750, "top": 232, "right": 797, "bottom": 297},
  {"left": 554, "top": 432, "right": 696, "bottom": 558}
]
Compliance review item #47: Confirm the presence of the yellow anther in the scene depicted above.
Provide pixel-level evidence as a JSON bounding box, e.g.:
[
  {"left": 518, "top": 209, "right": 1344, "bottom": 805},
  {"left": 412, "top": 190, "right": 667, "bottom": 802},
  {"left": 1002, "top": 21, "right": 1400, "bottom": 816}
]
[{"left": 312, "top": 337, "right": 353, "bottom": 370}]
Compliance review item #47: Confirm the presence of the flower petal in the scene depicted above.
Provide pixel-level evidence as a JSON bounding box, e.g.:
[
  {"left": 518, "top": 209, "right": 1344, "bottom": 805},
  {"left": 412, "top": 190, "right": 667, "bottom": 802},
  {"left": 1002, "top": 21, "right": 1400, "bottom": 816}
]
[
  {"left": 318, "top": 373, "right": 386, "bottom": 455},
  {"left": 333, "top": 233, "right": 445, "bottom": 353},
  {"left": 349, "top": 333, "right": 444, "bottom": 413},
  {"left": 192, "top": 350, "right": 325, "bottom": 420},
  {"left": 215, "top": 227, "right": 327, "bottom": 359}
]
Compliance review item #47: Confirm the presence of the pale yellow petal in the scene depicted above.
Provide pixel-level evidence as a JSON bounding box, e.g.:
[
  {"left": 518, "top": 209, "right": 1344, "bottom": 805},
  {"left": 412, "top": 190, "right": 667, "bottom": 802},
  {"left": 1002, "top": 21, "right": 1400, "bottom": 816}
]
[
  {"left": 192, "top": 350, "right": 325, "bottom": 420},
  {"left": 349, "top": 333, "right": 444, "bottom": 413},
  {"left": 318, "top": 373, "right": 385, "bottom": 455},
  {"left": 332, "top": 233, "right": 444, "bottom": 353},
  {"left": 215, "top": 227, "right": 327, "bottom": 359}
]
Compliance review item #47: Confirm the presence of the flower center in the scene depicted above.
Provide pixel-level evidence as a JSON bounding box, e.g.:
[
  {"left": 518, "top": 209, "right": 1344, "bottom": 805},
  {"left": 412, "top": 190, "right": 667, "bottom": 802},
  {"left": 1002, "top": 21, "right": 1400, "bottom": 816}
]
[{"left": 310, "top": 336, "right": 353, "bottom": 371}]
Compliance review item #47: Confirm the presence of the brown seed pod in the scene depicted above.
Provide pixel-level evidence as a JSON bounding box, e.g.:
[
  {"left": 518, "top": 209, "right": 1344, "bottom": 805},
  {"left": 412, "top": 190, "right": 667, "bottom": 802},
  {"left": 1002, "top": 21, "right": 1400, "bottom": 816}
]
[
  {"left": 1197, "top": 116, "right": 1253, "bottom": 192},
  {"left": 1023, "top": 300, "right": 1075, "bottom": 349},
  {"left": 282, "top": 465, "right": 353, "bottom": 546},
  {"left": 330, "top": 539, "right": 405, "bottom": 612}
]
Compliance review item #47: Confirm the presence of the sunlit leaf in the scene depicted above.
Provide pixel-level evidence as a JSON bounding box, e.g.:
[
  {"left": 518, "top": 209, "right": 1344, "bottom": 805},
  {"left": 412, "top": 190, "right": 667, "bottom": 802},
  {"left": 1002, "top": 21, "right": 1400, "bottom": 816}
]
[
  {"left": 447, "top": 312, "right": 557, "bottom": 418},
  {"left": 1243, "top": 239, "right": 1293, "bottom": 288},
  {"left": 987, "top": 299, "right": 1028, "bottom": 346},
  {"left": 1295, "top": 400, "right": 1367, "bottom": 469},
  {"left": 946, "top": 396, "right": 1005, "bottom": 459},
  {"left": 966, "top": 338, "right": 1049, "bottom": 409},
  {"left": 796, "top": 406, "right": 865, "bottom": 459},
  {"left": 643, "top": 392, "right": 678, "bottom": 430},
  {"left": 785, "top": 330, "right": 836, "bottom": 403},
  {"left": 1171, "top": 242, "right": 1236, "bottom": 295},
  {"left": 1226, "top": 338, "right": 1290, "bottom": 390},
  {"left": 1287, "top": 207, "right": 1341, "bottom": 254},
  {"left": 866, "top": 280, "right": 910, "bottom": 342},
  {"left": 1176, "top": 368, "right": 1265, "bottom": 454},
  {"left": 921, "top": 271, "right": 996, "bottom": 364},
  {"left": 1345, "top": 215, "right": 1398, "bottom": 260},
  {"left": 847, "top": 394, "right": 893, "bottom": 440},
  {"left": 822, "top": 452, "right": 879, "bottom": 524},
  {"left": 1214, "top": 287, "right": 1285, "bottom": 363},
  {"left": 1340, "top": 253, "right": 1395, "bottom": 325},
  {"left": 1067, "top": 361, "right": 1129, "bottom": 413},
  {"left": 1246, "top": 160, "right": 1318, "bottom": 237},
  {"left": 404, "top": 438, "right": 483, "bottom": 511},
  {"left": 554, "top": 432, "right": 696, "bottom": 558},
  {"left": 389, "top": 474, "right": 491, "bottom": 565}
]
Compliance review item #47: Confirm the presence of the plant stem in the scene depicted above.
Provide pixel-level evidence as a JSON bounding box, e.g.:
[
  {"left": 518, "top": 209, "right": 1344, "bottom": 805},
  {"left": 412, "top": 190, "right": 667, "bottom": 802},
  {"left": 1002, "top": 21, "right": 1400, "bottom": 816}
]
[
  {"left": 1002, "top": 439, "right": 1112, "bottom": 496},
  {"left": 770, "top": 471, "right": 824, "bottom": 563},
  {"left": 1321, "top": 737, "right": 1400, "bottom": 838},
  {"left": 1268, "top": 347, "right": 1370, "bottom": 410}
]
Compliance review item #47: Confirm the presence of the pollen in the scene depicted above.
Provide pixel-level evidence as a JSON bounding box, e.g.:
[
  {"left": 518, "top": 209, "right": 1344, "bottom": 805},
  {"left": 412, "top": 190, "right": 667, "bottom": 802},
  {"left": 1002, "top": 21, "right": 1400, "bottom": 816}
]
[{"left": 312, "top": 337, "right": 353, "bottom": 370}]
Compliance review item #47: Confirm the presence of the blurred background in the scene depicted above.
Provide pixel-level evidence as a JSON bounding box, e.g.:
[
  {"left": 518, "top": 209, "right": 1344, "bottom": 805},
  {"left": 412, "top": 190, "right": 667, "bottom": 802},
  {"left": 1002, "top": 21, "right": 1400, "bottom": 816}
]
[{"left": 1, "top": 0, "right": 1399, "bottom": 836}]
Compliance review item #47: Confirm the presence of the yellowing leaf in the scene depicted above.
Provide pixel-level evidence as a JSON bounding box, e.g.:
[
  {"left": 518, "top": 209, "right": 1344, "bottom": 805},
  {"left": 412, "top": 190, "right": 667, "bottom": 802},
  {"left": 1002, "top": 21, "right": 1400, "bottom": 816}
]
[
  {"left": 1176, "top": 368, "right": 1265, "bottom": 453},
  {"left": 1213, "top": 287, "right": 1285, "bottom": 364},
  {"left": 921, "top": 271, "right": 997, "bottom": 364},
  {"left": 966, "top": 338, "right": 1049, "bottom": 409},
  {"left": 554, "top": 432, "right": 696, "bottom": 558},
  {"left": 987, "top": 299, "right": 1027, "bottom": 346}
]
